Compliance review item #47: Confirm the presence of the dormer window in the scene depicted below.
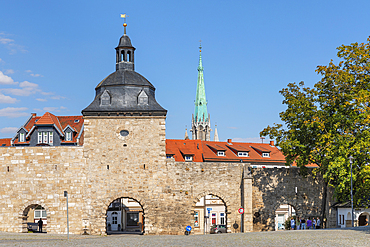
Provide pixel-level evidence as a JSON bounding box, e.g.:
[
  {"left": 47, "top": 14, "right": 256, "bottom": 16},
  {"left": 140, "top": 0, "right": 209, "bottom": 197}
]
[
  {"left": 185, "top": 156, "right": 193, "bottom": 161},
  {"left": 19, "top": 133, "right": 25, "bottom": 142},
  {"left": 66, "top": 131, "right": 72, "bottom": 141},
  {"left": 100, "top": 90, "right": 111, "bottom": 106},
  {"left": 238, "top": 152, "right": 249, "bottom": 157},
  {"left": 74, "top": 120, "right": 80, "bottom": 123},
  {"left": 217, "top": 151, "right": 225, "bottom": 156},
  {"left": 138, "top": 90, "right": 149, "bottom": 106},
  {"left": 262, "top": 152, "right": 270, "bottom": 157},
  {"left": 166, "top": 155, "right": 173, "bottom": 159}
]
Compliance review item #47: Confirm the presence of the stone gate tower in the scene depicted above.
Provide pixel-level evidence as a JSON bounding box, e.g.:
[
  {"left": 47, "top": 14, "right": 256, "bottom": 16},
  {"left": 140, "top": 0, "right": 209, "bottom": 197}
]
[
  {"left": 190, "top": 44, "right": 211, "bottom": 141},
  {"left": 81, "top": 21, "right": 167, "bottom": 234}
]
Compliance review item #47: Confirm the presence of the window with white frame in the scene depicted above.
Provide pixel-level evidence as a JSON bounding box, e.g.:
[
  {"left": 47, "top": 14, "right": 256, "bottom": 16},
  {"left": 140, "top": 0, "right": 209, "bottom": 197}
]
[
  {"left": 220, "top": 213, "right": 225, "bottom": 225},
  {"left": 112, "top": 212, "right": 118, "bottom": 224},
  {"left": 238, "top": 152, "right": 248, "bottom": 157},
  {"left": 19, "top": 133, "right": 25, "bottom": 142},
  {"left": 66, "top": 131, "right": 72, "bottom": 141},
  {"left": 38, "top": 132, "right": 42, "bottom": 144},
  {"left": 43, "top": 132, "right": 48, "bottom": 143},
  {"left": 185, "top": 156, "right": 192, "bottom": 161},
  {"left": 34, "top": 205, "right": 47, "bottom": 218},
  {"left": 262, "top": 152, "right": 270, "bottom": 157},
  {"left": 217, "top": 151, "right": 225, "bottom": 156},
  {"left": 49, "top": 132, "right": 53, "bottom": 144}
]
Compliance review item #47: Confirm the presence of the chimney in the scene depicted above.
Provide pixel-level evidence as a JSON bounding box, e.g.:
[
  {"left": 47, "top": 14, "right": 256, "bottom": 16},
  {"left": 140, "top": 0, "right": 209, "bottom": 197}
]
[
  {"left": 31, "top": 113, "right": 36, "bottom": 118},
  {"left": 227, "top": 139, "right": 232, "bottom": 144},
  {"left": 270, "top": 141, "right": 274, "bottom": 146}
]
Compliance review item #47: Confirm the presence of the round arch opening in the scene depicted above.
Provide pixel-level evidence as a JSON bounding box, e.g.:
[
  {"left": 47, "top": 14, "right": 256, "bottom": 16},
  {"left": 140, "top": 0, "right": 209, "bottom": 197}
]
[
  {"left": 106, "top": 197, "right": 144, "bottom": 234},
  {"left": 193, "top": 194, "right": 227, "bottom": 234},
  {"left": 22, "top": 204, "right": 47, "bottom": 233},
  {"left": 358, "top": 212, "right": 369, "bottom": 226}
]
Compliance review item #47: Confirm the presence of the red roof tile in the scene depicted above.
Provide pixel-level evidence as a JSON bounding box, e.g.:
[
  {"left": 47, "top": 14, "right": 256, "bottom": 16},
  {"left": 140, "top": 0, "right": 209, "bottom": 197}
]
[
  {"left": 0, "top": 138, "right": 11, "bottom": 147},
  {"left": 166, "top": 139, "right": 286, "bottom": 164}
]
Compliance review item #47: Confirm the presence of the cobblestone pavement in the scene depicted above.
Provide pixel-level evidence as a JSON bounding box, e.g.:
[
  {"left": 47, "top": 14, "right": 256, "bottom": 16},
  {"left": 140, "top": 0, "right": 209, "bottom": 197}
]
[{"left": 1, "top": 227, "right": 369, "bottom": 247}]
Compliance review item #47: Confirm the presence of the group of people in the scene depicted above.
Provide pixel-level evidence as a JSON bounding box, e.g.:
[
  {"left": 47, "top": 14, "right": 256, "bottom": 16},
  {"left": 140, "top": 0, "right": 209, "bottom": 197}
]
[{"left": 290, "top": 217, "right": 320, "bottom": 230}]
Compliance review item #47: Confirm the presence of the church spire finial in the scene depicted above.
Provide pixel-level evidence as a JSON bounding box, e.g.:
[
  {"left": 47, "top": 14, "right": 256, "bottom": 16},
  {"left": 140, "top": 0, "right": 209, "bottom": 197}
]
[{"left": 121, "top": 13, "right": 128, "bottom": 35}]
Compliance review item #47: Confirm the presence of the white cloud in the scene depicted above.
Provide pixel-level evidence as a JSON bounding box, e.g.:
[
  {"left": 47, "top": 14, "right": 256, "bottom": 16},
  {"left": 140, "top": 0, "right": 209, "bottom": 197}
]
[
  {"left": 4, "top": 69, "right": 14, "bottom": 74},
  {"left": 2, "top": 81, "right": 40, "bottom": 96},
  {"left": 36, "top": 98, "right": 47, "bottom": 102},
  {"left": 0, "top": 71, "right": 17, "bottom": 85},
  {"left": 0, "top": 107, "right": 28, "bottom": 118},
  {"left": 0, "top": 127, "right": 18, "bottom": 134},
  {"left": 0, "top": 38, "right": 14, "bottom": 44},
  {"left": 232, "top": 137, "right": 270, "bottom": 143},
  {"left": 42, "top": 106, "right": 68, "bottom": 112},
  {"left": 25, "top": 70, "right": 43, "bottom": 77},
  {"left": 50, "top": 95, "right": 66, "bottom": 100},
  {"left": 0, "top": 93, "right": 17, "bottom": 103}
]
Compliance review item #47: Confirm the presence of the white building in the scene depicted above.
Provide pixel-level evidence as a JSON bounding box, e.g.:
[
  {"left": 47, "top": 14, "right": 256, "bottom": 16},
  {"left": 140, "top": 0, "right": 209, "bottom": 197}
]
[{"left": 334, "top": 202, "right": 369, "bottom": 228}]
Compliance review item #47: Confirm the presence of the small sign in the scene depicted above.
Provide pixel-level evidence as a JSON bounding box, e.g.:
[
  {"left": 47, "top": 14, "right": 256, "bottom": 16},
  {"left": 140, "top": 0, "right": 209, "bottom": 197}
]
[
  {"left": 207, "top": 208, "right": 212, "bottom": 214},
  {"left": 186, "top": 225, "right": 192, "bottom": 232},
  {"left": 233, "top": 222, "right": 239, "bottom": 229},
  {"left": 238, "top": 208, "right": 244, "bottom": 214}
]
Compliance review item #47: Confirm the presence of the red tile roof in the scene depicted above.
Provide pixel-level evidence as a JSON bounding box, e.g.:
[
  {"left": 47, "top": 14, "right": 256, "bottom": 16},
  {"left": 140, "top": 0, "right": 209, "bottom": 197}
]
[
  {"left": 0, "top": 138, "right": 11, "bottom": 147},
  {"left": 166, "top": 139, "right": 286, "bottom": 164},
  {"left": 13, "top": 112, "right": 84, "bottom": 145}
]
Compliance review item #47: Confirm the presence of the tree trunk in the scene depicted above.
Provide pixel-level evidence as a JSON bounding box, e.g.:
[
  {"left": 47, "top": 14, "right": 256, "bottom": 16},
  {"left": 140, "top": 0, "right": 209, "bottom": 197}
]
[{"left": 321, "top": 181, "right": 328, "bottom": 229}]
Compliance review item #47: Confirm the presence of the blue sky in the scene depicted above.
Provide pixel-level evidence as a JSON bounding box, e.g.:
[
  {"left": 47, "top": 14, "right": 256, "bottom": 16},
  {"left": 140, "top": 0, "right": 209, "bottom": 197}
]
[{"left": 0, "top": 0, "right": 370, "bottom": 142}]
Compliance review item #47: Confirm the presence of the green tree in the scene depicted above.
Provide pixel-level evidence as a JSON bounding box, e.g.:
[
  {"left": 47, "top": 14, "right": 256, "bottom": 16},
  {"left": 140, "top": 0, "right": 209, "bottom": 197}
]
[{"left": 261, "top": 37, "right": 370, "bottom": 224}]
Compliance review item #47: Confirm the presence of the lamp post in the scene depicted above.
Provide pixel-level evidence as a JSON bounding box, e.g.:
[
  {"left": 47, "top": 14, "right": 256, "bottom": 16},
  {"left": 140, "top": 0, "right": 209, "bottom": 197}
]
[
  {"left": 349, "top": 156, "right": 354, "bottom": 228},
  {"left": 64, "top": 191, "right": 69, "bottom": 240}
]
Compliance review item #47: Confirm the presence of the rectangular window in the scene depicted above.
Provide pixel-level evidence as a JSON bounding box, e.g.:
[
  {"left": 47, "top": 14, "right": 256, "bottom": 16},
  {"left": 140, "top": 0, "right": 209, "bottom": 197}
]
[
  {"left": 19, "top": 133, "right": 25, "bottom": 142},
  {"left": 220, "top": 213, "right": 225, "bottom": 225},
  {"left": 238, "top": 152, "right": 248, "bottom": 157},
  {"left": 38, "top": 132, "right": 42, "bottom": 144},
  {"left": 43, "top": 132, "right": 48, "bottom": 143},
  {"left": 127, "top": 212, "right": 139, "bottom": 226},
  {"left": 262, "top": 152, "right": 270, "bottom": 157},
  {"left": 35, "top": 210, "right": 41, "bottom": 218},
  {"left": 66, "top": 131, "right": 72, "bottom": 141},
  {"left": 49, "top": 132, "right": 53, "bottom": 144},
  {"left": 185, "top": 156, "right": 192, "bottom": 161},
  {"left": 212, "top": 213, "right": 216, "bottom": 225},
  {"left": 217, "top": 151, "right": 225, "bottom": 156}
]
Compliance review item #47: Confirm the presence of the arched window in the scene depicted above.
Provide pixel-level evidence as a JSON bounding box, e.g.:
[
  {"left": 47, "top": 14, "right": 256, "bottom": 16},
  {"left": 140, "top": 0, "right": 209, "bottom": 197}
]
[
  {"left": 121, "top": 51, "right": 125, "bottom": 62},
  {"left": 127, "top": 51, "right": 131, "bottom": 62}
]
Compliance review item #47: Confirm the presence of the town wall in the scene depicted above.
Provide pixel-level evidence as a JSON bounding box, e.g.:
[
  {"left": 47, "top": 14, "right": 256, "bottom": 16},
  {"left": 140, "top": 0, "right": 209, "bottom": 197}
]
[{"left": 0, "top": 124, "right": 334, "bottom": 235}]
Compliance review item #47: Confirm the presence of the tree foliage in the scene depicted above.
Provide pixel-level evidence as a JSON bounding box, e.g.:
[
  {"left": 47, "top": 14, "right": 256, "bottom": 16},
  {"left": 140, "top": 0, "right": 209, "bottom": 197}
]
[{"left": 261, "top": 37, "right": 370, "bottom": 208}]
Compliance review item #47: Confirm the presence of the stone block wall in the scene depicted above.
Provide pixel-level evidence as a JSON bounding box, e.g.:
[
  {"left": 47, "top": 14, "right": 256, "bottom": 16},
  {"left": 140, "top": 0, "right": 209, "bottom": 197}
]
[{"left": 0, "top": 146, "right": 86, "bottom": 234}]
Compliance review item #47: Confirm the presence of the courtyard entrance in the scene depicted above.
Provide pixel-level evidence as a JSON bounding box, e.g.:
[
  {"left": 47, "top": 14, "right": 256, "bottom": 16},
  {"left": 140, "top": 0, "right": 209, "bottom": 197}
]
[
  {"left": 22, "top": 204, "right": 47, "bottom": 233},
  {"left": 274, "top": 204, "right": 296, "bottom": 230},
  {"left": 106, "top": 197, "right": 144, "bottom": 234},
  {"left": 193, "top": 194, "right": 227, "bottom": 234}
]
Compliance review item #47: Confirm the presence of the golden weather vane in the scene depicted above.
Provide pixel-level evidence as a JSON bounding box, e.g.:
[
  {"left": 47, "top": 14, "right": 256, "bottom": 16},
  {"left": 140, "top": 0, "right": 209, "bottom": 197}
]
[{"left": 120, "top": 13, "right": 129, "bottom": 34}]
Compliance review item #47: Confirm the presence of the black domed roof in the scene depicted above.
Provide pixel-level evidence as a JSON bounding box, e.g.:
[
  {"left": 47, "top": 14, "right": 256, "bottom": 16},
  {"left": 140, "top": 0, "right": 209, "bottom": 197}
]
[
  {"left": 117, "top": 34, "right": 133, "bottom": 48},
  {"left": 96, "top": 70, "right": 154, "bottom": 90}
]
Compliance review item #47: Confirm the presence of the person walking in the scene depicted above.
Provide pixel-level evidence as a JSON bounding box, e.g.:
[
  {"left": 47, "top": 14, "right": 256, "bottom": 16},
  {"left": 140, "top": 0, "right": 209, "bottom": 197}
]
[
  {"left": 307, "top": 217, "right": 312, "bottom": 229},
  {"left": 316, "top": 217, "right": 321, "bottom": 229},
  {"left": 290, "top": 217, "right": 295, "bottom": 230},
  {"left": 37, "top": 218, "right": 43, "bottom": 233},
  {"left": 301, "top": 218, "right": 306, "bottom": 230},
  {"left": 313, "top": 218, "right": 316, "bottom": 229}
]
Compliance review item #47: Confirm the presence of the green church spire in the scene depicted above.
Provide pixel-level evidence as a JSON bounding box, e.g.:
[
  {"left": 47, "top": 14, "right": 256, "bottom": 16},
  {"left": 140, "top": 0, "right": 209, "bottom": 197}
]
[
  {"left": 194, "top": 43, "right": 208, "bottom": 122},
  {"left": 190, "top": 41, "right": 212, "bottom": 141}
]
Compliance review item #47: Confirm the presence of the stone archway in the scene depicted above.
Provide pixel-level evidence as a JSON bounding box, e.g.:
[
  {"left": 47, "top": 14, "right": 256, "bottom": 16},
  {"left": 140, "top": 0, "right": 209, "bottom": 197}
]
[
  {"left": 18, "top": 201, "right": 50, "bottom": 233},
  {"left": 103, "top": 194, "right": 147, "bottom": 235},
  {"left": 192, "top": 191, "right": 231, "bottom": 234},
  {"left": 358, "top": 212, "right": 369, "bottom": 226},
  {"left": 270, "top": 201, "right": 301, "bottom": 231}
]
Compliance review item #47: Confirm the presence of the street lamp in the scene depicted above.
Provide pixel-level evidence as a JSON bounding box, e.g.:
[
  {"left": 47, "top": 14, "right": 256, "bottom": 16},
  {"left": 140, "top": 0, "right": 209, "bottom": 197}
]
[{"left": 349, "top": 156, "right": 354, "bottom": 228}]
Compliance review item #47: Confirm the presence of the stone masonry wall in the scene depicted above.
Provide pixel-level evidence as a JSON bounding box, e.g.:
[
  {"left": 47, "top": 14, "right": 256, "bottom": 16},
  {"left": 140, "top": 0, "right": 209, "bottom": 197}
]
[
  {"left": 0, "top": 146, "right": 86, "bottom": 234},
  {"left": 252, "top": 168, "right": 335, "bottom": 231},
  {"left": 0, "top": 116, "right": 332, "bottom": 235}
]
